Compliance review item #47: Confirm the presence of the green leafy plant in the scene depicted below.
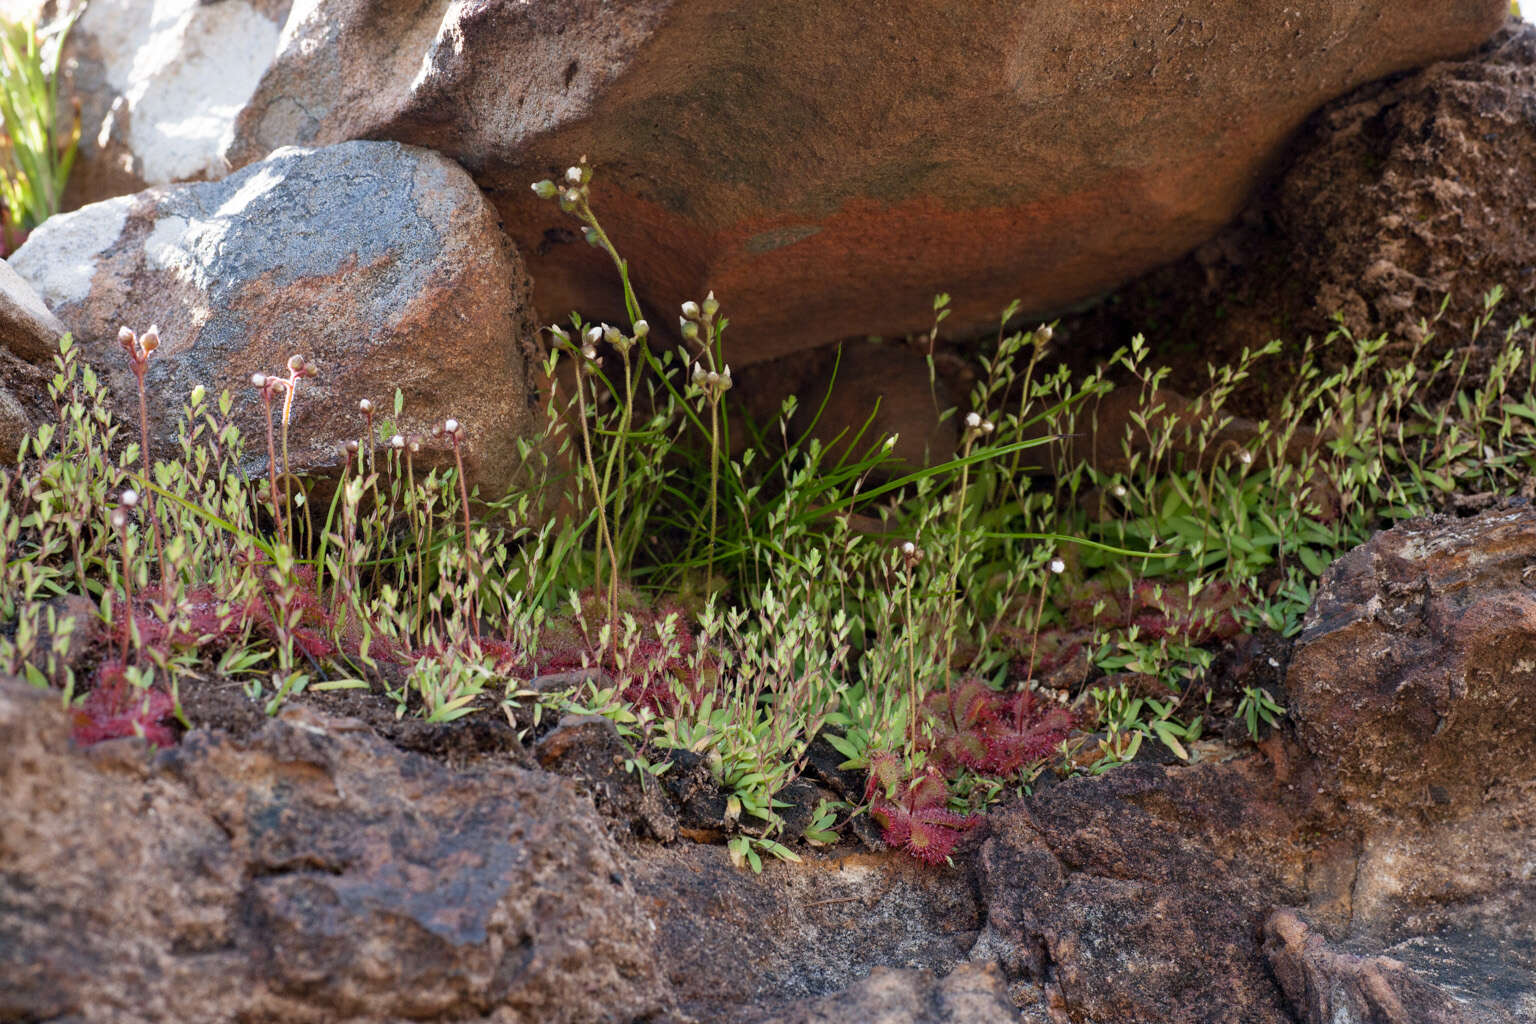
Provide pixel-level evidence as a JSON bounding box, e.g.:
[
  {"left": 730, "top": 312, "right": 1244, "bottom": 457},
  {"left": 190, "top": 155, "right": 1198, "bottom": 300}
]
[{"left": 0, "top": 13, "right": 79, "bottom": 252}]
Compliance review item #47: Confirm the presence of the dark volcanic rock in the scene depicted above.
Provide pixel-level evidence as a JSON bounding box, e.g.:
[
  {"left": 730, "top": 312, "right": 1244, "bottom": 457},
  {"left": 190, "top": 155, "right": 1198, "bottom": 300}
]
[
  {"left": 977, "top": 754, "right": 1315, "bottom": 1023},
  {"left": 1286, "top": 502, "right": 1536, "bottom": 818},
  {"left": 0, "top": 683, "right": 672, "bottom": 1023}
]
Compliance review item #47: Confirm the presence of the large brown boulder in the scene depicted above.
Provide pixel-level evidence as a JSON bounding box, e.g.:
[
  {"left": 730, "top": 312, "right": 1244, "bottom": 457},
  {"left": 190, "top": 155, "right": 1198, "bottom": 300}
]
[
  {"left": 47, "top": 0, "right": 1505, "bottom": 364},
  {"left": 8, "top": 139, "right": 541, "bottom": 495}
]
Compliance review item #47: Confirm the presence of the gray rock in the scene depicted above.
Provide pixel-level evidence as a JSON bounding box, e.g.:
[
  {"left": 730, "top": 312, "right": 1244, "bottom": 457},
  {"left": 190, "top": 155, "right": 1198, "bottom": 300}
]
[
  {"left": 9, "top": 139, "right": 541, "bottom": 495},
  {"left": 0, "top": 257, "right": 67, "bottom": 362}
]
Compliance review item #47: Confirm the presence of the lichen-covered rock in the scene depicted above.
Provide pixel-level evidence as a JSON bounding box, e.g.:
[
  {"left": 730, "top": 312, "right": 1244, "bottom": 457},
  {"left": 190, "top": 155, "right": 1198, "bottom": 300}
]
[
  {"left": 9, "top": 140, "right": 540, "bottom": 495},
  {"left": 1264, "top": 908, "right": 1533, "bottom": 1024},
  {"left": 743, "top": 963, "right": 1026, "bottom": 1024},
  {"left": 1286, "top": 502, "right": 1536, "bottom": 818}
]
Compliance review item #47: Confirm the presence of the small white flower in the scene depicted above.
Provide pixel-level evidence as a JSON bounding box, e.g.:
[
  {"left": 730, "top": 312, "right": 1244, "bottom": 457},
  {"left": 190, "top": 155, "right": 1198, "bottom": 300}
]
[
  {"left": 565, "top": 166, "right": 583, "bottom": 184},
  {"left": 120, "top": 489, "right": 139, "bottom": 508},
  {"left": 390, "top": 434, "right": 405, "bottom": 449},
  {"left": 1237, "top": 449, "right": 1253, "bottom": 465},
  {"left": 981, "top": 419, "right": 995, "bottom": 435},
  {"left": 681, "top": 300, "right": 701, "bottom": 320},
  {"left": 1049, "top": 557, "right": 1066, "bottom": 574},
  {"left": 563, "top": 188, "right": 581, "bottom": 205},
  {"left": 1267, "top": 657, "right": 1280, "bottom": 668},
  {"left": 293, "top": 493, "right": 305, "bottom": 507},
  {"left": 965, "top": 411, "right": 982, "bottom": 430},
  {"left": 110, "top": 508, "right": 128, "bottom": 529},
  {"left": 584, "top": 325, "right": 602, "bottom": 345},
  {"left": 1112, "top": 484, "right": 1128, "bottom": 499},
  {"left": 581, "top": 343, "right": 598, "bottom": 361},
  {"left": 444, "top": 418, "right": 460, "bottom": 435},
  {"left": 901, "top": 541, "right": 917, "bottom": 556},
  {"left": 251, "top": 372, "right": 267, "bottom": 387}
]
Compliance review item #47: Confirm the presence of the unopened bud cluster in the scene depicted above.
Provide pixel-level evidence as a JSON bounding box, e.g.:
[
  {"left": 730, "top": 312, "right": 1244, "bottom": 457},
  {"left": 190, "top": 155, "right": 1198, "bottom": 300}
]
[
  {"left": 899, "top": 540, "right": 925, "bottom": 569},
  {"left": 692, "top": 360, "right": 733, "bottom": 398},
  {"left": 964, "top": 410, "right": 995, "bottom": 441},
  {"left": 117, "top": 324, "right": 160, "bottom": 375},
  {"left": 531, "top": 157, "right": 592, "bottom": 213}
]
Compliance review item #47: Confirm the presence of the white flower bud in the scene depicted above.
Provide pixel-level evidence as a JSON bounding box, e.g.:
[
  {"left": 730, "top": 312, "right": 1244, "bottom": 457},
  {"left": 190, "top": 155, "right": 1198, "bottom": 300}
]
[
  {"left": 358, "top": 398, "right": 373, "bottom": 413},
  {"left": 680, "top": 320, "right": 700, "bottom": 342},
  {"left": 444, "top": 418, "right": 460, "bottom": 435},
  {"left": 293, "top": 493, "right": 305, "bottom": 507},
  {"left": 702, "top": 291, "right": 719, "bottom": 318},
  {"left": 390, "top": 434, "right": 405, "bottom": 449},
  {"left": 563, "top": 188, "right": 581, "bottom": 205},
  {"left": 117, "top": 325, "right": 135, "bottom": 346},
  {"left": 1036, "top": 324, "right": 1054, "bottom": 345},
  {"left": 581, "top": 343, "right": 598, "bottom": 362},
  {"left": 706, "top": 370, "right": 720, "bottom": 386},
  {"left": 632, "top": 319, "right": 649, "bottom": 339},
  {"left": 531, "top": 180, "right": 558, "bottom": 199},
  {"left": 981, "top": 419, "right": 995, "bottom": 434},
  {"left": 584, "top": 325, "right": 602, "bottom": 345},
  {"left": 190, "top": 384, "right": 206, "bottom": 406},
  {"left": 1049, "top": 557, "right": 1066, "bottom": 574},
  {"left": 883, "top": 434, "right": 898, "bottom": 451},
  {"left": 140, "top": 325, "right": 159, "bottom": 352},
  {"left": 1237, "top": 449, "right": 1254, "bottom": 465},
  {"left": 565, "top": 166, "right": 583, "bottom": 184},
  {"left": 549, "top": 324, "right": 569, "bottom": 342},
  {"left": 250, "top": 372, "right": 267, "bottom": 388},
  {"left": 965, "top": 412, "right": 982, "bottom": 430},
  {"left": 110, "top": 508, "right": 128, "bottom": 530},
  {"left": 120, "top": 489, "right": 139, "bottom": 507},
  {"left": 1112, "top": 484, "right": 1128, "bottom": 499},
  {"left": 346, "top": 440, "right": 359, "bottom": 453},
  {"left": 901, "top": 541, "right": 917, "bottom": 556},
  {"left": 681, "top": 300, "right": 701, "bottom": 320},
  {"left": 692, "top": 363, "right": 706, "bottom": 384},
  {"left": 602, "top": 324, "right": 623, "bottom": 346}
]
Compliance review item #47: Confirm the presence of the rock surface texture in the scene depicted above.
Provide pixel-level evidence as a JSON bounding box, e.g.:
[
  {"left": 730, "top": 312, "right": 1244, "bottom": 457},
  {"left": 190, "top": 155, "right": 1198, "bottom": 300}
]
[
  {"left": 48, "top": 0, "right": 1507, "bottom": 362},
  {"left": 7, "top": 140, "right": 540, "bottom": 492},
  {"left": 5, "top": 507, "right": 1534, "bottom": 1023},
  {"left": 1072, "top": 20, "right": 1536, "bottom": 380}
]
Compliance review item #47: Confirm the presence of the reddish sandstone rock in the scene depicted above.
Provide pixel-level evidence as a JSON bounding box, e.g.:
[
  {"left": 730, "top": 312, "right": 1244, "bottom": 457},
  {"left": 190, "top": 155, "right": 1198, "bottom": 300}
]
[{"left": 213, "top": 0, "right": 1505, "bottom": 363}]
